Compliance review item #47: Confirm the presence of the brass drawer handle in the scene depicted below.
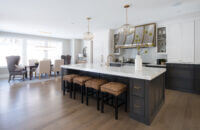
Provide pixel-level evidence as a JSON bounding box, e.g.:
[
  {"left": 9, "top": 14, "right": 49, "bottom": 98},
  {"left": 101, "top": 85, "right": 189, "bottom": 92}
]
[
  {"left": 134, "top": 104, "right": 141, "bottom": 108},
  {"left": 134, "top": 86, "right": 141, "bottom": 90}
]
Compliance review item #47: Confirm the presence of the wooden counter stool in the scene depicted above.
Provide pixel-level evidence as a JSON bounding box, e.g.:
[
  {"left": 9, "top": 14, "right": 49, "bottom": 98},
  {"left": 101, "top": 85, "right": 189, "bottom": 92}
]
[
  {"left": 85, "top": 79, "right": 107, "bottom": 110},
  {"left": 63, "top": 74, "right": 79, "bottom": 97},
  {"left": 100, "top": 82, "right": 127, "bottom": 120},
  {"left": 73, "top": 76, "right": 93, "bottom": 103}
]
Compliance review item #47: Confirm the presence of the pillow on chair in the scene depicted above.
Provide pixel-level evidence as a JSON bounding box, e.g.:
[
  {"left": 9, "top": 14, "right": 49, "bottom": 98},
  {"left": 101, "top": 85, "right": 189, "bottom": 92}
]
[{"left": 15, "top": 65, "right": 25, "bottom": 71}]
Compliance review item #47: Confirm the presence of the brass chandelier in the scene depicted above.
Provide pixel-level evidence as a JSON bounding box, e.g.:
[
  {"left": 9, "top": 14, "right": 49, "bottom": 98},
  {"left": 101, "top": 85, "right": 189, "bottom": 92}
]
[{"left": 119, "top": 4, "right": 134, "bottom": 35}]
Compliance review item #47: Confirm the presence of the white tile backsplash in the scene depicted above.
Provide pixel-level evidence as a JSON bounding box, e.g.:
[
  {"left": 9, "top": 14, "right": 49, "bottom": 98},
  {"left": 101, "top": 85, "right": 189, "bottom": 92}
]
[{"left": 120, "top": 47, "right": 157, "bottom": 64}]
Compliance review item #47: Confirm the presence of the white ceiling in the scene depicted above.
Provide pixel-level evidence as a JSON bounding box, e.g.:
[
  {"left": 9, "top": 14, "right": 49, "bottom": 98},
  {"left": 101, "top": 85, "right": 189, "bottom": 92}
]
[{"left": 0, "top": 0, "right": 200, "bottom": 39}]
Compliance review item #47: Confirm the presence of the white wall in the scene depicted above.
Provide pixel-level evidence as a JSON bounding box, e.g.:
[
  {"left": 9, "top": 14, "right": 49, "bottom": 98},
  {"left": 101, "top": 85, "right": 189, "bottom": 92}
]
[
  {"left": 70, "top": 39, "right": 85, "bottom": 64},
  {"left": 195, "top": 18, "right": 200, "bottom": 63},
  {"left": 62, "top": 39, "right": 71, "bottom": 55},
  {"left": 93, "top": 29, "right": 113, "bottom": 64}
]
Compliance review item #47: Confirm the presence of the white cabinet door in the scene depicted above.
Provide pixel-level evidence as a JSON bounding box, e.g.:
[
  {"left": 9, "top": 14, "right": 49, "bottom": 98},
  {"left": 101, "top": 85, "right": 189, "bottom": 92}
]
[
  {"left": 166, "top": 23, "right": 182, "bottom": 62},
  {"left": 180, "top": 21, "right": 195, "bottom": 63},
  {"left": 166, "top": 20, "right": 195, "bottom": 63},
  {"left": 195, "top": 18, "right": 200, "bottom": 63}
]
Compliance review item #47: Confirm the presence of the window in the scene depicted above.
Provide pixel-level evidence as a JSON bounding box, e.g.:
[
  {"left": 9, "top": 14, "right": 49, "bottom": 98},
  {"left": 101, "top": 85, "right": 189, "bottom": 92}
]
[
  {"left": 47, "top": 41, "right": 62, "bottom": 63},
  {"left": 0, "top": 36, "right": 63, "bottom": 67},
  {"left": 27, "top": 40, "right": 46, "bottom": 62},
  {"left": 26, "top": 40, "right": 62, "bottom": 64},
  {"left": 0, "top": 37, "right": 23, "bottom": 67}
]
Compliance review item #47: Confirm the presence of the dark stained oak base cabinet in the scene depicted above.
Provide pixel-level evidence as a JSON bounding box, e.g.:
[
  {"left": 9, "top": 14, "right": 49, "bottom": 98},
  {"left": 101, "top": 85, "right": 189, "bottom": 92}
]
[
  {"left": 166, "top": 63, "right": 200, "bottom": 94},
  {"left": 61, "top": 68, "right": 165, "bottom": 125},
  {"left": 129, "top": 75, "right": 165, "bottom": 125}
]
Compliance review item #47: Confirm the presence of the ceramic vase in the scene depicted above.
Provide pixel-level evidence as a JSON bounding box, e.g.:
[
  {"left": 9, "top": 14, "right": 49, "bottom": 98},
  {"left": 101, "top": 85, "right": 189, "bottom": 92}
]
[{"left": 135, "top": 55, "right": 142, "bottom": 71}]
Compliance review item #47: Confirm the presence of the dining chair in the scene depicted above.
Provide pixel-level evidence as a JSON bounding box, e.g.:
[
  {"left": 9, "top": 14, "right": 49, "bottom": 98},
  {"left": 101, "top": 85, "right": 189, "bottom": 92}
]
[
  {"left": 36, "top": 60, "right": 51, "bottom": 79},
  {"left": 52, "top": 59, "right": 64, "bottom": 76}
]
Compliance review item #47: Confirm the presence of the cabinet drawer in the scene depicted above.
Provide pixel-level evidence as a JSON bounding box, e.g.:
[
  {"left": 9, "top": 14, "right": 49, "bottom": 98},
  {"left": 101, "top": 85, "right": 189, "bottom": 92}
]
[
  {"left": 130, "top": 96, "right": 145, "bottom": 116},
  {"left": 131, "top": 80, "right": 145, "bottom": 97}
]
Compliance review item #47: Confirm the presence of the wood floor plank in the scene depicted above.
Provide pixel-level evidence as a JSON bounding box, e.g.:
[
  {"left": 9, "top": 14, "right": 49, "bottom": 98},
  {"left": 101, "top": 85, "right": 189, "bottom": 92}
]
[{"left": 0, "top": 78, "right": 200, "bottom": 130}]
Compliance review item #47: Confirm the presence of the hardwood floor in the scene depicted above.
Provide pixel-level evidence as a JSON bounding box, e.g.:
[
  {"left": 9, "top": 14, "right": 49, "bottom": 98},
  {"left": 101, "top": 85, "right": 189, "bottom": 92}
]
[{"left": 0, "top": 78, "right": 200, "bottom": 130}]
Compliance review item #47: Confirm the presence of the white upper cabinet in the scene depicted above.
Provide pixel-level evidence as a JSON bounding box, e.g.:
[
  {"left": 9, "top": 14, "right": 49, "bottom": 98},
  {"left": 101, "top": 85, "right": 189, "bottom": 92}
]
[
  {"left": 180, "top": 20, "right": 195, "bottom": 62},
  {"left": 195, "top": 18, "right": 200, "bottom": 64},
  {"left": 166, "top": 20, "right": 195, "bottom": 63},
  {"left": 166, "top": 23, "right": 182, "bottom": 62}
]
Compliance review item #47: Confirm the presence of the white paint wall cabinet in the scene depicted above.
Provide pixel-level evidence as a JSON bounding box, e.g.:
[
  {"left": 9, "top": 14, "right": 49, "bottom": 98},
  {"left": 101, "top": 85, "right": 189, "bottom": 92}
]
[
  {"left": 166, "top": 20, "right": 195, "bottom": 63},
  {"left": 166, "top": 23, "right": 182, "bottom": 62},
  {"left": 195, "top": 18, "right": 200, "bottom": 63}
]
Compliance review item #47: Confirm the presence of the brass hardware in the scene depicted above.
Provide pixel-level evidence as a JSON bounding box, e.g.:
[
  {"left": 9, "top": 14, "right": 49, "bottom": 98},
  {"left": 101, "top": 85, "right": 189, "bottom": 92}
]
[
  {"left": 134, "top": 86, "right": 141, "bottom": 90},
  {"left": 134, "top": 104, "right": 140, "bottom": 108}
]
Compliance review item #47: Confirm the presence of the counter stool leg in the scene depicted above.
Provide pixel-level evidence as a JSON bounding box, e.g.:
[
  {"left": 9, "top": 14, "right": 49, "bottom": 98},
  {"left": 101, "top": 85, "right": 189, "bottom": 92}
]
[
  {"left": 97, "top": 90, "right": 100, "bottom": 110},
  {"left": 70, "top": 83, "right": 73, "bottom": 98},
  {"left": 63, "top": 81, "right": 65, "bottom": 96},
  {"left": 81, "top": 85, "right": 84, "bottom": 103},
  {"left": 125, "top": 91, "right": 127, "bottom": 112},
  {"left": 73, "top": 83, "right": 76, "bottom": 99},
  {"left": 111, "top": 95, "right": 114, "bottom": 106},
  {"left": 115, "top": 96, "right": 118, "bottom": 120},
  {"left": 101, "top": 92, "right": 104, "bottom": 113},
  {"left": 86, "top": 87, "right": 89, "bottom": 105}
]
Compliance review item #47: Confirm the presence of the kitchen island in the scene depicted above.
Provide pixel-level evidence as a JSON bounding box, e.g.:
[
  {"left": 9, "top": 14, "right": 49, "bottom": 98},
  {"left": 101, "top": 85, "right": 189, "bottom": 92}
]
[{"left": 61, "top": 64, "right": 166, "bottom": 125}]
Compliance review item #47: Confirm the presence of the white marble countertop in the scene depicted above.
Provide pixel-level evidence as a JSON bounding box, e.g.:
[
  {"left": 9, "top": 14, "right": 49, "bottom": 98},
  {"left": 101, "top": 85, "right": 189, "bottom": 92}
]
[{"left": 61, "top": 64, "right": 166, "bottom": 80}]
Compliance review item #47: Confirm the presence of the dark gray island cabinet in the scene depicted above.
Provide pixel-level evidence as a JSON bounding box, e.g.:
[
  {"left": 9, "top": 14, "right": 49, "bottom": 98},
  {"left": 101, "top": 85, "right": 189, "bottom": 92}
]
[
  {"left": 166, "top": 63, "right": 200, "bottom": 94},
  {"left": 61, "top": 64, "right": 166, "bottom": 125}
]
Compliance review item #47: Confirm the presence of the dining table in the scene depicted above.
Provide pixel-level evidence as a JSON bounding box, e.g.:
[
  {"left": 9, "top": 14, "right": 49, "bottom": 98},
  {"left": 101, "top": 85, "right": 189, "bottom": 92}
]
[{"left": 25, "top": 64, "right": 53, "bottom": 80}]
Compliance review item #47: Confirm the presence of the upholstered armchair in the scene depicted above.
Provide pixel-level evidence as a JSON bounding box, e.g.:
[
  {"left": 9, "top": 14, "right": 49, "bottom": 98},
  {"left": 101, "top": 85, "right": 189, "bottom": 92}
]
[
  {"left": 52, "top": 59, "right": 64, "bottom": 76},
  {"left": 36, "top": 60, "right": 51, "bottom": 79},
  {"left": 6, "top": 56, "right": 27, "bottom": 82}
]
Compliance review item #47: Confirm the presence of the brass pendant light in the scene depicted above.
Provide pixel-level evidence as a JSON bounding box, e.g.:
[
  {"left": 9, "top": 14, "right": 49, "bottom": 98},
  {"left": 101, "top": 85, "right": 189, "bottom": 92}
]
[
  {"left": 83, "top": 17, "right": 94, "bottom": 41},
  {"left": 119, "top": 4, "right": 134, "bottom": 35}
]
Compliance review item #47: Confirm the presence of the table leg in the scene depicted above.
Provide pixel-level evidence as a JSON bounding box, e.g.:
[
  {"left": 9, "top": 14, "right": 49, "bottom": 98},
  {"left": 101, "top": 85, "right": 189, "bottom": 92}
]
[
  {"left": 30, "top": 68, "right": 32, "bottom": 80},
  {"left": 25, "top": 67, "right": 28, "bottom": 78}
]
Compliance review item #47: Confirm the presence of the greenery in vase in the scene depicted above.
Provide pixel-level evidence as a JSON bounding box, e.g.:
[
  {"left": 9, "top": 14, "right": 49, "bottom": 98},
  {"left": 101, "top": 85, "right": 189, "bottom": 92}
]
[{"left": 136, "top": 44, "right": 148, "bottom": 55}]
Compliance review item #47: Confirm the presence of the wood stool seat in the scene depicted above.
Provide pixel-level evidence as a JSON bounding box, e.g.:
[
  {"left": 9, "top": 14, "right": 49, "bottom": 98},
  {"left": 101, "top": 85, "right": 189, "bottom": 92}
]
[
  {"left": 101, "top": 82, "right": 126, "bottom": 96},
  {"left": 73, "top": 76, "right": 92, "bottom": 86},
  {"left": 73, "top": 76, "right": 93, "bottom": 103},
  {"left": 100, "top": 82, "right": 127, "bottom": 120},
  {"left": 85, "top": 79, "right": 107, "bottom": 90},
  {"left": 85, "top": 79, "right": 107, "bottom": 110},
  {"left": 63, "top": 74, "right": 79, "bottom": 98},
  {"left": 63, "top": 74, "right": 79, "bottom": 83}
]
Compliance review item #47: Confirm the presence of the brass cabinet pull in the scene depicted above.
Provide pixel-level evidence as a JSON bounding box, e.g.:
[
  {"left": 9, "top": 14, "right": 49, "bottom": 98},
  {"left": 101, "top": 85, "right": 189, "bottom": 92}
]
[
  {"left": 134, "top": 104, "right": 141, "bottom": 108},
  {"left": 134, "top": 86, "right": 141, "bottom": 90}
]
